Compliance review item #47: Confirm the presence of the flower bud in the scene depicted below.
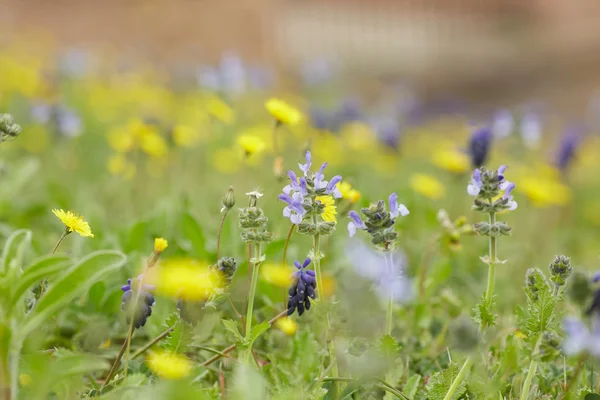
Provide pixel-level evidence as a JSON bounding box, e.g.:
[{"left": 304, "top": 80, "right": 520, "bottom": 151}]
[
  {"left": 215, "top": 257, "right": 237, "bottom": 284},
  {"left": 297, "top": 222, "right": 317, "bottom": 235},
  {"left": 549, "top": 255, "right": 572, "bottom": 288},
  {"left": 317, "top": 221, "right": 335, "bottom": 235},
  {"left": 473, "top": 222, "right": 490, "bottom": 236},
  {"left": 525, "top": 268, "right": 548, "bottom": 301},
  {"left": 0, "top": 113, "right": 21, "bottom": 141},
  {"left": 221, "top": 186, "right": 235, "bottom": 212}
]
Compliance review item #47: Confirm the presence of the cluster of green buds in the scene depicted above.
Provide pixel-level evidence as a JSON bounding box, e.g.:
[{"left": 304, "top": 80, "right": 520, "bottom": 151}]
[
  {"left": 348, "top": 193, "right": 408, "bottom": 250},
  {"left": 548, "top": 255, "right": 572, "bottom": 289},
  {"left": 524, "top": 268, "right": 549, "bottom": 302},
  {"left": 468, "top": 166, "right": 517, "bottom": 237},
  {"left": 0, "top": 113, "right": 21, "bottom": 142},
  {"left": 239, "top": 191, "right": 273, "bottom": 244},
  {"left": 436, "top": 209, "right": 473, "bottom": 251},
  {"left": 212, "top": 256, "right": 237, "bottom": 285}
]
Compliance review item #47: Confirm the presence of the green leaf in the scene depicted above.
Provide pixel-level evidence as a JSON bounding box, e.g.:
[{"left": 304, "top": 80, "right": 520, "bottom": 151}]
[
  {"left": 98, "top": 374, "right": 148, "bottom": 400},
  {"left": 404, "top": 374, "right": 421, "bottom": 400},
  {"left": 8, "top": 255, "right": 70, "bottom": 310},
  {"left": 230, "top": 364, "right": 267, "bottom": 400},
  {"left": 20, "top": 250, "right": 126, "bottom": 337},
  {"left": 1, "top": 229, "right": 32, "bottom": 274},
  {"left": 379, "top": 334, "right": 401, "bottom": 356},
  {"left": 250, "top": 321, "right": 270, "bottom": 345},
  {"left": 52, "top": 352, "right": 110, "bottom": 377},
  {"left": 426, "top": 363, "right": 466, "bottom": 400},
  {"left": 222, "top": 319, "right": 244, "bottom": 343},
  {"left": 181, "top": 212, "right": 207, "bottom": 258},
  {"left": 162, "top": 317, "right": 194, "bottom": 354}
]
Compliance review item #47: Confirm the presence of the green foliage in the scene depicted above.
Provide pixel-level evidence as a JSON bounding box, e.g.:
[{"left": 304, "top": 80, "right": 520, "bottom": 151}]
[
  {"left": 426, "top": 362, "right": 467, "bottom": 400},
  {"left": 472, "top": 294, "right": 497, "bottom": 328},
  {"left": 162, "top": 313, "right": 194, "bottom": 354}
]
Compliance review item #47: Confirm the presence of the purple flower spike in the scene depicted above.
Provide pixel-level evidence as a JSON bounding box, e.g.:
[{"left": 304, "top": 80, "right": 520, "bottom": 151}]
[
  {"left": 500, "top": 180, "right": 518, "bottom": 210},
  {"left": 497, "top": 165, "right": 507, "bottom": 180},
  {"left": 299, "top": 177, "right": 308, "bottom": 194},
  {"left": 294, "top": 260, "right": 302, "bottom": 269},
  {"left": 121, "top": 279, "right": 132, "bottom": 292},
  {"left": 279, "top": 193, "right": 306, "bottom": 224},
  {"left": 314, "top": 162, "right": 328, "bottom": 190},
  {"left": 306, "top": 270, "right": 315, "bottom": 277},
  {"left": 302, "top": 258, "right": 311, "bottom": 268},
  {"left": 389, "top": 193, "right": 409, "bottom": 218},
  {"left": 299, "top": 150, "right": 312, "bottom": 176}
]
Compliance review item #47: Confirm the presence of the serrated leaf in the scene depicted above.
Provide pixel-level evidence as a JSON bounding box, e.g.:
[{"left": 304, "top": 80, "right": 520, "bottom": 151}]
[
  {"left": 379, "top": 334, "right": 401, "bottom": 356},
  {"left": 404, "top": 374, "right": 421, "bottom": 400},
  {"left": 20, "top": 250, "right": 126, "bottom": 338},
  {"left": 426, "top": 362, "right": 466, "bottom": 400},
  {"left": 250, "top": 321, "right": 270, "bottom": 345},
  {"left": 162, "top": 318, "right": 194, "bottom": 354},
  {"left": 222, "top": 319, "right": 244, "bottom": 343},
  {"left": 181, "top": 212, "right": 207, "bottom": 258},
  {"left": 1, "top": 229, "right": 32, "bottom": 274}
]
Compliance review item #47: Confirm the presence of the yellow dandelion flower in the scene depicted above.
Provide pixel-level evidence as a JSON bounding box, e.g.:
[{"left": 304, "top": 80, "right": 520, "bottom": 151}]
[
  {"left": 146, "top": 259, "right": 222, "bottom": 301},
  {"left": 237, "top": 135, "right": 266, "bottom": 157},
  {"left": 432, "top": 148, "right": 470, "bottom": 174},
  {"left": 172, "top": 124, "right": 201, "bottom": 148},
  {"left": 276, "top": 317, "right": 298, "bottom": 336},
  {"left": 147, "top": 351, "right": 192, "bottom": 380},
  {"left": 265, "top": 98, "right": 302, "bottom": 125},
  {"left": 316, "top": 195, "right": 337, "bottom": 223},
  {"left": 52, "top": 209, "right": 94, "bottom": 238},
  {"left": 410, "top": 174, "right": 445, "bottom": 200},
  {"left": 107, "top": 154, "right": 136, "bottom": 180},
  {"left": 337, "top": 182, "right": 361, "bottom": 203},
  {"left": 261, "top": 263, "right": 293, "bottom": 288},
  {"left": 154, "top": 237, "right": 168, "bottom": 253},
  {"left": 208, "top": 97, "right": 235, "bottom": 124}
]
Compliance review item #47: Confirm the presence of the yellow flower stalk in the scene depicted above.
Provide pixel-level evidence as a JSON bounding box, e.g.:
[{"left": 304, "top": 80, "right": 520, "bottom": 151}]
[
  {"left": 147, "top": 351, "right": 192, "bottom": 380},
  {"left": 316, "top": 195, "right": 337, "bottom": 223},
  {"left": 52, "top": 209, "right": 94, "bottom": 238},
  {"left": 410, "top": 173, "right": 446, "bottom": 200},
  {"left": 276, "top": 317, "right": 298, "bottom": 336},
  {"left": 265, "top": 98, "right": 302, "bottom": 125}
]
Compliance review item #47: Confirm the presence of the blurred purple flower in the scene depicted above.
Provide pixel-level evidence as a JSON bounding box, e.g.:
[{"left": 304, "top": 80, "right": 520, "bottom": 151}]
[
  {"left": 469, "top": 126, "right": 492, "bottom": 168},
  {"left": 520, "top": 111, "right": 542, "bottom": 149},
  {"left": 563, "top": 317, "right": 600, "bottom": 357},
  {"left": 347, "top": 211, "right": 366, "bottom": 238},
  {"left": 388, "top": 192, "right": 409, "bottom": 218},
  {"left": 555, "top": 126, "right": 583, "bottom": 171},
  {"left": 492, "top": 109, "right": 514, "bottom": 139},
  {"left": 467, "top": 169, "right": 482, "bottom": 196}
]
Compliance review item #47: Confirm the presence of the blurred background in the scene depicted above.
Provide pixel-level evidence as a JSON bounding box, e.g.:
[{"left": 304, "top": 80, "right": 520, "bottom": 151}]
[{"left": 2, "top": 0, "right": 600, "bottom": 111}]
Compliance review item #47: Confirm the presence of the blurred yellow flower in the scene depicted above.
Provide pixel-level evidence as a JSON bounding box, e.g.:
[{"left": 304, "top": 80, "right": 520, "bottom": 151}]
[
  {"left": 98, "top": 339, "right": 111, "bottom": 349},
  {"left": 154, "top": 237, "right": 168, "bottom": 253},
  {"left": 341, "top": 122, "right": 377, "bottom": 152},
  {"left": 147, "top": 351, "right": 192, "bottom": 380},
  {"left": 410, "top": 174, "right": 445, "bottom": 200},
  {"left": 321, "top": 274, "right": 336, "bottom": 298},
  {"left": 52, "top": 209, "right": 94, "bottom": 238},
  {"left": 107, "top": 127, "right": 135, "bottom": 153},
  {"left": 316, "top": 195, "right": 337, "bottom": 223},
  {"left": 313, "top": 133, "right": 344, "bottom": 166},
  {"left": 265, "top": 98, "right": 302, "bottom": 125},
  {"left": 518, "top": 177, "right": 571, "bottom": 207},
  {"left": 107, "top": 154, "right": 136, "bottom": 180},
  {"left": 432, "top": 148, "right": 470, "bottom": 174},
  {"left": 146, "top": 259, "right": 222, "bottom": 301},
  {"left": 18, "top": 374, "right": 32, "bottom": 387},
  {"left": 237, "top": 135, "right": 266, "bottom": 157},
  {"left": 261, "top": 263, "right": 293, "bottom": 287},
  {"left": 172, "top": 124, "right": 200, "bottom": 148},
  {"left": 208, "top": 97, "right": 235, "bottom": 124},
  {"left": 276, "top": 317, "right": 298, "bottom": 336},
  {"left": 139, "top": 130, "right": 168, "bottom": 158},
  {"left": 337, "top": 182, "right": 361, "bottom": 203}
]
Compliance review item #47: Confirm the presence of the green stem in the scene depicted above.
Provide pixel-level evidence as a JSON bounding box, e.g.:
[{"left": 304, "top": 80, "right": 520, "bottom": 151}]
[
  {"left": 243, "top": 242, "right": 262, "bottom": 364},
  {"left": 281, "top": 223, "right": 296, "bottom": 310},
  {"left": 520, "top": 338, "right": 542, "bottom": 400},
  {"left": 131, "top": 326, "right": 174, "bottom": 360},
  {"left": 8, "top": 327, "right": 21, "bottom": 400},
  {"left": 102, "top": 336, "right": 129, "bottom": 389},
  {"left": 385, "top": 251, "right": 394, "bottom": 336},
  {"left": 51, "top": 230, "right": 69, "bottom": 255},
  {"left": 484, "top": 211, "right": 497, "bottom": 304},
  {"left": 216, "top": 210, "right": 229, "bottom": 260},
  {"left": 313, "top": 229, "right": 339, "bottom": 397},
  {"left": 443, "top": 356, "right": 473, "bottom": 400}
]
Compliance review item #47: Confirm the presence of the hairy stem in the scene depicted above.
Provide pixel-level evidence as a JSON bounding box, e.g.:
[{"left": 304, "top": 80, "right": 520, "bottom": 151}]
[
  {"left": 242, "top": 242, "right": 262, "bottom": 364},
  {"left": 520, "top": 337, "right": 541, "bottom": 400},
  {"left": 102, "top": 336, "right": 130, "bottom": 388},
  {"left": 216, "top": 210, "right": 229, "bottom": 260},
  {"left": 384, "top": 251, "right": 394, "bottom": 336},
  {"left": 484, "top": 211, "right": 497, "bottom": 304},
  {"left": 313, "top": 229, "right": 339, "bottom": 397},
  {"left": 443, "top": 356, "right": 473, "bottom": 400}
]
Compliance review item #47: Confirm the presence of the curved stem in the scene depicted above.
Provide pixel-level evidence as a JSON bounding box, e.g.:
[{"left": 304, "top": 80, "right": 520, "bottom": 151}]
[
  {"left": 443, "top": 356, "right": 473, "bottom": 400},
  {"left": 101, "top": 336, "right": 130, "bottom": 389},
  {"left": 242, "top": 242, "right": 263, "bottom": 364},
  {"left": 562, "top": 354, "right": 587, "bottom": 397},
  {"left": 51, "top": 231, "right": 69, "bottom": 255},
  {"left": 520, "top": 337, "right": 541, "bottom": 400},
  {"left": 281, "top": 223, "right": 295, "bottom": 309},
  {"left": 216, "top": 210, "right": 229, "bottom": 260},
  {"left": 131, "top": 326, "right": 174, "bottom": 360}
]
